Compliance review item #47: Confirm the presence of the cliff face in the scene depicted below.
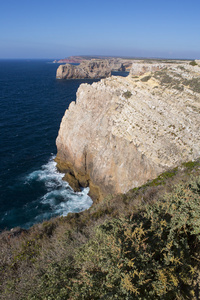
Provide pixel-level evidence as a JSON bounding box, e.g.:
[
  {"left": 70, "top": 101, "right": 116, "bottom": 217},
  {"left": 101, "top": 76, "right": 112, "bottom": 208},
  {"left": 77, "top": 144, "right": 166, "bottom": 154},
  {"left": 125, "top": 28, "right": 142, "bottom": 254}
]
[
  {"left": 107, "top": 58, "right": 125, "bottom": 71},
  {"left": 56, "top": 61, "right": 200, "bottom": 201},
  {"left": 56, "top": 59, "right": 111, "bottom": 79}
]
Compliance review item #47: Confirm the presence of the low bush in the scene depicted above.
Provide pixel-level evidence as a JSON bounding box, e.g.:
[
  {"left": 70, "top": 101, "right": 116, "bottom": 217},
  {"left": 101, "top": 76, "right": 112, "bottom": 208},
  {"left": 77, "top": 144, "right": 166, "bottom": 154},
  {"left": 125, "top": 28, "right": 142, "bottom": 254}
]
[
  {"left": 189, "top": 60, "right": 198, "bottom": 66},
  {"left": 140, "top": 75, "right": 151, "bottom": 82},
  {"left": 70, "top": 176, "right": 200, "bottom": 299},
  {"left": 123, "top": 91, "right": 132, "bottom": 99}
]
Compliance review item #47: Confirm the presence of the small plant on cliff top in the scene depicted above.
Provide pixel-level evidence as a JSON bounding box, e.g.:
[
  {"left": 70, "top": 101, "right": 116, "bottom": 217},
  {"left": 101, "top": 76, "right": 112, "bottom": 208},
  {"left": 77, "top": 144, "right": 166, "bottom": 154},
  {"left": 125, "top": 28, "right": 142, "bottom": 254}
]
[
  {"left": 123, "top": 90, "right": 132, "bottom": 99},
  {"left": 189, "top": 60, "right": 198, "bottom": 66},
  {"left": 140, "top": 75, "right": 151, "bottom": 82}
]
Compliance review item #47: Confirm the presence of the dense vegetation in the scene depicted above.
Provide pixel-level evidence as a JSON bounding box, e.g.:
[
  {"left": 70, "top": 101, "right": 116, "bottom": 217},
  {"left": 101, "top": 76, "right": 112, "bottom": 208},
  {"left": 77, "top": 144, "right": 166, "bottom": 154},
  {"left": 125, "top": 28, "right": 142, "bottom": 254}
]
[{"left": 0, "top": 159, "right": 200, "bottom": 299}]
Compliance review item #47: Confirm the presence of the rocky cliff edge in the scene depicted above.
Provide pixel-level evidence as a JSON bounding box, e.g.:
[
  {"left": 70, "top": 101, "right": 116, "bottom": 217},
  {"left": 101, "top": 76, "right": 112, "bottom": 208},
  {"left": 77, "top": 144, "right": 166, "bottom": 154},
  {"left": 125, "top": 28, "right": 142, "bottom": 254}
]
[{"left": 56, "top": 61, "right": 200, "bottom": 201}]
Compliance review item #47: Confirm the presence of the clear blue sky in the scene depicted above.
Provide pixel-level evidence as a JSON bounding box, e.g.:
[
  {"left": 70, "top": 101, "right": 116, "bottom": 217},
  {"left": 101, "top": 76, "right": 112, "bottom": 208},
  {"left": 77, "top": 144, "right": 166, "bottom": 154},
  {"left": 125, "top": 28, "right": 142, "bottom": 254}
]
[{"left": 1, "top": 0, "right": 200, "bottom": 59}]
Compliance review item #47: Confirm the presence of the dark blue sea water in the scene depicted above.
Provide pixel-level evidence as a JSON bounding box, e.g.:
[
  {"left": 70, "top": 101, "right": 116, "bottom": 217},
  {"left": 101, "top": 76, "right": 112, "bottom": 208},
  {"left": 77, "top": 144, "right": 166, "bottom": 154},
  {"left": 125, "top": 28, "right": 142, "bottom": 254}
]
[
  {"left": 0, "top": 60, "right": 99, "bottom": 230},
  {"left": 0, "top": 60, "right": 128, "bottom": 231}
]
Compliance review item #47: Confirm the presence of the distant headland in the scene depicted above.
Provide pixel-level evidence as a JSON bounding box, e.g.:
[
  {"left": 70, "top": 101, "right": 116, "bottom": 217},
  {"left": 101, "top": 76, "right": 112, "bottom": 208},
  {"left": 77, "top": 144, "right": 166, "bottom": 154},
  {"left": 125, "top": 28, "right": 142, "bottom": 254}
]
[{"left": 54, "top": 55, "right": 191, "bottom": 80}]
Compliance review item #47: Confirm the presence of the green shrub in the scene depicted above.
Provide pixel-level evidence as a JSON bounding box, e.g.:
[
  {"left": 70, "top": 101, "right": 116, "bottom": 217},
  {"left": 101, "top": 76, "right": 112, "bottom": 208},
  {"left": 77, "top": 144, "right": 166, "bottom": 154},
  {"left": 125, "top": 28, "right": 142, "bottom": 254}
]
[
  {"left": 140, "top": 75, "right": 151, "bottom": 82},
  {"left": 189, "top": 60, "right": 198, "bottom": 66},
  {"left": 123, "top": 91, "right": 132, "bottom": 99}
]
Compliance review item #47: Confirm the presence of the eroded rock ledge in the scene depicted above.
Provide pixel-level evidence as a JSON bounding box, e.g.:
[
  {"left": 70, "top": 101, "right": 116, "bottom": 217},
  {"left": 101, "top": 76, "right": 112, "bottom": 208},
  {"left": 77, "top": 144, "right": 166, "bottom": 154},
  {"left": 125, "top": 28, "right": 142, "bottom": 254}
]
[{"left": 56, "top": 61, "right": 200, "bottom": 201}]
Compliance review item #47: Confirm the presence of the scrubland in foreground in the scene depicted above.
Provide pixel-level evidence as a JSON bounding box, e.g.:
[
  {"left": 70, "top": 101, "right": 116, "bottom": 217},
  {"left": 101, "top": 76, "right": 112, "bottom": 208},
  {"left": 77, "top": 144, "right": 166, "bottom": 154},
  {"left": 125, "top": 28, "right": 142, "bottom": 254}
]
[{"left": 0, "top": 159, "right": 200, "bottom": 299}]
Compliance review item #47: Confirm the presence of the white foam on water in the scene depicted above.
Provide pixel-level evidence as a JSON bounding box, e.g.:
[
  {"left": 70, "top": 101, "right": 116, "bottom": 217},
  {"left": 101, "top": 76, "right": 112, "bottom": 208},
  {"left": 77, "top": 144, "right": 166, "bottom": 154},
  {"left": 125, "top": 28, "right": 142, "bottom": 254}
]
[
  {"left": 26, "top": 157, "right": 67, "bottom": 190},
  {"left": 56, "top": 187, "right": 92, "bottom": 216},
  {"left": 25, "top": 155, "right": 93, "bottom": 225}
]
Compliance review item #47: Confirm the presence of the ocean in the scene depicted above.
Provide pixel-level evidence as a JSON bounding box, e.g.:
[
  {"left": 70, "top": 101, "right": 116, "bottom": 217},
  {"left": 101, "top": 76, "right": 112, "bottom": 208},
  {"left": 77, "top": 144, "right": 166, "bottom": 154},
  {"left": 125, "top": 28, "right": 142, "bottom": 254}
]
[{"left": 0, "top": 60, "right": 128, "bottom": 231}]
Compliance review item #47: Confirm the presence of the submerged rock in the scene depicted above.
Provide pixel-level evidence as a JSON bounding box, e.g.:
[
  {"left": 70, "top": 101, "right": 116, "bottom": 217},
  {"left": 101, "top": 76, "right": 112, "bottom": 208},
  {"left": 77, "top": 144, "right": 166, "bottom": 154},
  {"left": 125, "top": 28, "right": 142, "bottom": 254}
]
[
  {"left": 56, "top": 61, "right": 200, "bottom": 201},
  {"left": 56, "top": 59, "right": 111, "bottom": 79}
]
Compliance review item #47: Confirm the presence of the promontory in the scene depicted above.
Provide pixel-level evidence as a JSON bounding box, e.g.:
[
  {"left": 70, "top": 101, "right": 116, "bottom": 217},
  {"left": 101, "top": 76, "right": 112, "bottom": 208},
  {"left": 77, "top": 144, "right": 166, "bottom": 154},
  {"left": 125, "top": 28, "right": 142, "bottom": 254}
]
[
  {"left": 56, "top": 60, "right": 200, "bottom": 201},
  {"left": 56, "top": 59, "right": 111, "bottom": 79}
]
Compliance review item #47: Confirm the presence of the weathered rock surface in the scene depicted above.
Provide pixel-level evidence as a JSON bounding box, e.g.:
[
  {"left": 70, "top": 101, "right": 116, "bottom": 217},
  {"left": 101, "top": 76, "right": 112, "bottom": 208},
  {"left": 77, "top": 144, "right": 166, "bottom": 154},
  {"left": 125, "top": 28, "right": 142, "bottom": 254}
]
[
  {"left": 56, "top": 61, "right": 200, "bottom": 201},
  {"left": 107, "top": 58, "right": 126, "bottom": 71},
  {"left": 56, "top": 59, "right": 111, "bottom": 79},
  {"left": 130, "top": 61, "right": 181, "bottom": 76}
]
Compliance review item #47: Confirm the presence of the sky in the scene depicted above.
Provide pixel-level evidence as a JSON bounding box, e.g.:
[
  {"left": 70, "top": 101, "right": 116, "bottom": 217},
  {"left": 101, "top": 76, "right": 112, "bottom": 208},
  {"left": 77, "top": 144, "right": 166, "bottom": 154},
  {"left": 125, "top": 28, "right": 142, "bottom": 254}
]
[{"left": 0, "top": 0, "right": 200, "bottom": 59}]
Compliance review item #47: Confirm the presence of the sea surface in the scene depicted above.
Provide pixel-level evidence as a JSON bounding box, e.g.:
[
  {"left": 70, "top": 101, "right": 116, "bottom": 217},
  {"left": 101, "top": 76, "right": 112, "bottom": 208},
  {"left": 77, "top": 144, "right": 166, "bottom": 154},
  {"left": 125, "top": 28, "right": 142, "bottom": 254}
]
[{"left": 0, "top": 60, "right": 128, "bottom": 231}]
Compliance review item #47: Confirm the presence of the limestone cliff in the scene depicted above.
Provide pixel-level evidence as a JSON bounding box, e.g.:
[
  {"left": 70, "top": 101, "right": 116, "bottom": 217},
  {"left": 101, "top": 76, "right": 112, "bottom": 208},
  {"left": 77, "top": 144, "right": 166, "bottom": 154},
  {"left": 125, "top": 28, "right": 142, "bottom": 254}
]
[
  {"left": 56, "top": 61, "right": 200, "bottom": 201},
  {"left": 56, "top": 59, "right": 111, "bottom": 79}
]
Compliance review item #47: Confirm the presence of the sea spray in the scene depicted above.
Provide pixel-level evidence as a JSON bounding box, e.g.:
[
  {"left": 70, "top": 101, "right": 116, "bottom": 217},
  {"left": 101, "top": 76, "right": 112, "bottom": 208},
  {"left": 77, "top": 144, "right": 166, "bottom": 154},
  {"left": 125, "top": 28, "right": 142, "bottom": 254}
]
[{"left": 25, "top": 156, "right": 92, "bottom": 226}]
